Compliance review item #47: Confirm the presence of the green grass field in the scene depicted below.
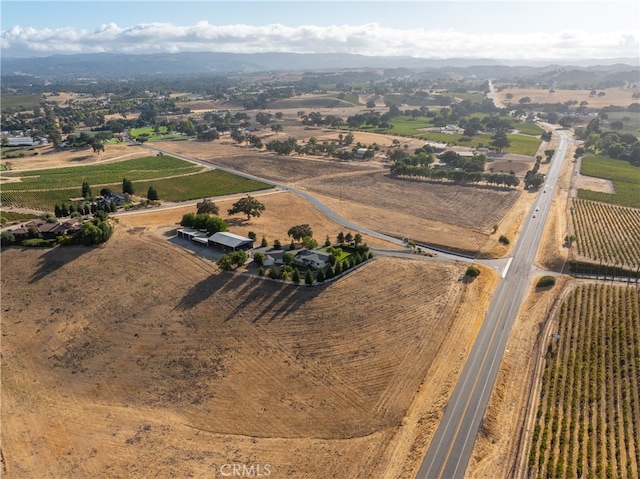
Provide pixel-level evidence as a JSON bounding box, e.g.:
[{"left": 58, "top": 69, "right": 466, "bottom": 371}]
[
  {"left": 578, "top": 156, "right": 640, "bottom": 207},
  {"left": 1, "top": 94, "right": 42, "bottom": 111},
  {"left": 129, "top": 127, "right": 194, "bottom": 142},
  {"left": 0, "top": 156, "right": 272, "bottom": 211},
  {"left": 0, "top": 156, "right": 202, "bottom": 190},
  {"left": 131, "top": 170, "right": 272, "bottom": 202},
  {"left": 512, "top": 122, "right": 545, "bottom": 136},
  {"left": 0, "top": 211, "right": 40, "bottom": 222}
]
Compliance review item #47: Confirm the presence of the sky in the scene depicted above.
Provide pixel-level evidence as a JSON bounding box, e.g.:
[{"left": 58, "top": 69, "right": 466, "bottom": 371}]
[{"left": 1, "top": 0, "right": 639, "bottom": 61}]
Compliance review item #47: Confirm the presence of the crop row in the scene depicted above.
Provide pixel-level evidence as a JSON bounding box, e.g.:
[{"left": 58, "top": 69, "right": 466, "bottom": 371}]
[
  {"left": 1, "top": 170, "right": 271, "bottom": 212},
  {"left": 1, "top": 155, "right": 202, "bottom": 191},
  {"left": 527, "top": 284, "right": 639, "bottom": 479},
  {"left": 571, "top": 199, "right": 640, "bottom": 268}
]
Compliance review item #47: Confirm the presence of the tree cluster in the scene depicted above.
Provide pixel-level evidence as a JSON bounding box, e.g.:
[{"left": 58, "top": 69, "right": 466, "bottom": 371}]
[{"left": 180, "top": 213, "right": 228, "bottom": 235}]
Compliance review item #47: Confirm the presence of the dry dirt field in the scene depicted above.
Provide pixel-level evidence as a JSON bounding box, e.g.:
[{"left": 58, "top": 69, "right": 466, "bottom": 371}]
[
  {"left": 1, "top": 198, "right": 499, "bottom": 477},
  {"left": 154, "top": 138, "right": 520, "bottom": 255},
  {"left": 495, "top": 87, "right": 639, "bottom": 109}
]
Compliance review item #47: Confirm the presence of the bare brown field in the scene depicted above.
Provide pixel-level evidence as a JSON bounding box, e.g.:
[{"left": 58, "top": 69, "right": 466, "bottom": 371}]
[
  {"left": 154, "top": 139, "right": 520, "bottom": 254},
  {"left": 2, "top": 143, "right": 147, "bottom": 171},
  {"left": 1, "top": 206, "right": 497, "bottom": 477},
  {"left": 121, "top": 190, "right": 398, "bottom": 250},
  {"left": 496, "top": 87, "right": 639, "bottom": 109},
  {"left": 300, "top": 171, "right": 520, "bottom": 242}
]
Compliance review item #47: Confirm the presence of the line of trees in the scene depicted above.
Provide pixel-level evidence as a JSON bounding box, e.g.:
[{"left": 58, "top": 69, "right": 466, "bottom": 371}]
[{"left": 390, "top": 161, "right": 520, "bottom": 187}]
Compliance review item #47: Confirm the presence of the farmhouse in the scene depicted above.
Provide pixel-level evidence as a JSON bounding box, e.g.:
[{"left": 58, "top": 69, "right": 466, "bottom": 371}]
[
  {"left": 10, "top": 219, "right": 81, "bottom": 239},
  {"left": 207, "top": 232, "right": 254, "bottom": 251},
  {"left": 294, "top": 250, "right": 331, "bottom": 269}
]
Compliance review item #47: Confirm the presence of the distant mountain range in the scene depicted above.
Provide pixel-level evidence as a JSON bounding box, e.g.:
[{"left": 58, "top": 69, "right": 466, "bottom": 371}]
[{"left": 1, "top": 51, "right": 638, "bottom": 78}]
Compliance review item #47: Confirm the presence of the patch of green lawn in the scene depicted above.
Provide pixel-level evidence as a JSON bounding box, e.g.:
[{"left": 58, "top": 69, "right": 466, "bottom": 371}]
[{"left": 578, "top": 156, "right": 640, "bottom": 207}]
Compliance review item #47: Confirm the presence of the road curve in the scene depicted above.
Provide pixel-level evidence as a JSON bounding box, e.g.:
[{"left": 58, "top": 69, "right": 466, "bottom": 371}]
[{"left": 416, "top": 130, "right": 570, "bottom": 479}]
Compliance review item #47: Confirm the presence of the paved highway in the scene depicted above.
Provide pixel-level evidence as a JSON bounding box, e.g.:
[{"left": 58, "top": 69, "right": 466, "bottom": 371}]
[{"left": 416, "top": 130, "right": 570, "bottom": 479}]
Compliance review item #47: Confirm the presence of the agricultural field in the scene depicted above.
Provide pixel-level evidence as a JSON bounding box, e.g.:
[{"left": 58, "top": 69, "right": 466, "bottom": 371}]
[
  {"left": 0, "top": 155, "right": 271, "bottom": 211},
  {"left": 527, "top": 284, "right": 640, "bottom": 479},
  {"left": 571, "top": 199, "right": 640, "bottom": 268},
  {"left": 0, "top": 94, "right": 42, "bottom": 111},
  {"left": 578, "top": 156, "right": 640, "bottom": 208}
]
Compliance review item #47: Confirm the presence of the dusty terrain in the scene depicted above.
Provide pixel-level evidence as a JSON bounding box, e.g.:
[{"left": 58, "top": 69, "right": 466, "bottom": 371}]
[
  {"left": 1, "top": 199, "right": 498, "bottom": 477},
  {"left": 495, "top": 87, "right": 639, "bottom": 109},
  {"left": 153, "top": 138, "right": 520, "bottom": 255}
]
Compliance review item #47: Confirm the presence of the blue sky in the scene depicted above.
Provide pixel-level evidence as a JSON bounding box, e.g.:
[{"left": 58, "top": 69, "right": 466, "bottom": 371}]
[{"left": 2, "top": 1, "right": 639, "bottom": 59}]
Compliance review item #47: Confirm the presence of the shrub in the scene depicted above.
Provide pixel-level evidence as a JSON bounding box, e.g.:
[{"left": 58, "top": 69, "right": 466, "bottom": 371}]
[
  {"left": 273, "top": 239, "right": 282, "bottom": 249},
  {"left": 1, "top": 231, "right": 16, "bottom": 246},
  {"left": 466, "top": 265, "right": 481, "bottom": 277},
  {"left": 499, "top": 235, "right": 510, "bottom": 245},
  {"left": 537, "top": 276, "right": 556, "bottom": 287},
  {"left": 261, "top": 236, "right": 268, "bottom": 247},
  {"left": 268, "top": 265, "right": 281, "bottom": 279},
  {"left": 253, "top": 252, "right": 265, "bottom": 266},
  {"left": 248, "top": 231, "right": 257, "bottom": 240}
]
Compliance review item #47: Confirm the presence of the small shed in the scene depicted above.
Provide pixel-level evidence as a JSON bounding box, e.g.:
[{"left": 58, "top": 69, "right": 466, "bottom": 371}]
[{"left": 208, "top": 232, "right": 254, "bottom": 251}]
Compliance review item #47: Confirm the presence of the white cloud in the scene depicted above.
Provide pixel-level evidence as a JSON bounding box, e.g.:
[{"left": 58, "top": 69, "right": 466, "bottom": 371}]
[{"left": 2, "top": 22, "right": 638, "bottom": 60}]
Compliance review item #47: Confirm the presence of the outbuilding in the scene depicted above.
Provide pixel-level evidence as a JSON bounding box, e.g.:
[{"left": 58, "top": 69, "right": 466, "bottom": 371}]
[{"left": 208, "top": 232, "right": 254, "bottom": 251}]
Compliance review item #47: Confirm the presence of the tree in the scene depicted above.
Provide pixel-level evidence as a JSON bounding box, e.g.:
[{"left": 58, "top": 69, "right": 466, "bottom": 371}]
[
  {"left": 204, "top": 216, "right": 228, "bottom": 235},
  {"left": 366, "top": 99, "right": 376, "bottom": 109},
  {"left": 81, "top": 181, "right": 92, "bottom": 199},
  {"left": 292, "top": 268, "right": 301, "bottom": 284},
  {"left": 345, "top": 232, "right": 353, "bottom": 244},
  {"left": 92, "top": 142, "right": 105, "bottom": 153},
  {"left": 227, "top": 195, "right": 265, "bottom": 221},
  {"left": 287, "top": 224, "right": 313, "bottom": 242},
  {"left": 466, "top": 265, "right": 481, "bottom": 277},
  {"left": 230, "top": 250, "right": 248, "bottom": 267},
  {"left": 255, "top": 112, "right": 273, "bottom": 127},
  {"left": 490, "top": 130, "right": 511, "bottom": 153},
  {"left": 316, "top": 269, "right": 325, "bottom": 282},
  {"left": 354, "top": 233, "right": 363, "bottom": 246},
  {"left": 324, "top": 235, "right": 331, "bottom": 247},
  {"left": 271, "top": 124, "right": 283, "bottom": 134},
  {"left": 301, "top": 236, "right": 318, "bottom": 249},
  {"left": 147, "top": 186, "right": 159, "bottom": 201},
  {"left": 253, "top": 252, "right": 265, "bottom": 266},
  {"left": 282, "top": 252, "right": 294, "bottom": 265},
  {"left": 305, "top": 269, "right": 315, "bottom": 286},
  {"left": 261, "top": 236, "right": 268, "bottom": 247},
  {"left": 337, "top": 231, "right": 345, "bottom": 244},
  {"left": 122, "top": 178, "right": 134, "bottom": 195},
  {"left": 196, "top": 198, "right": 219, "bottom": 215},
  {"left": 1, "top": 230, "right": 16, "bottom": 246},
  {"left": 217, "top": 255, "right": 234, "bottom": 271}
]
